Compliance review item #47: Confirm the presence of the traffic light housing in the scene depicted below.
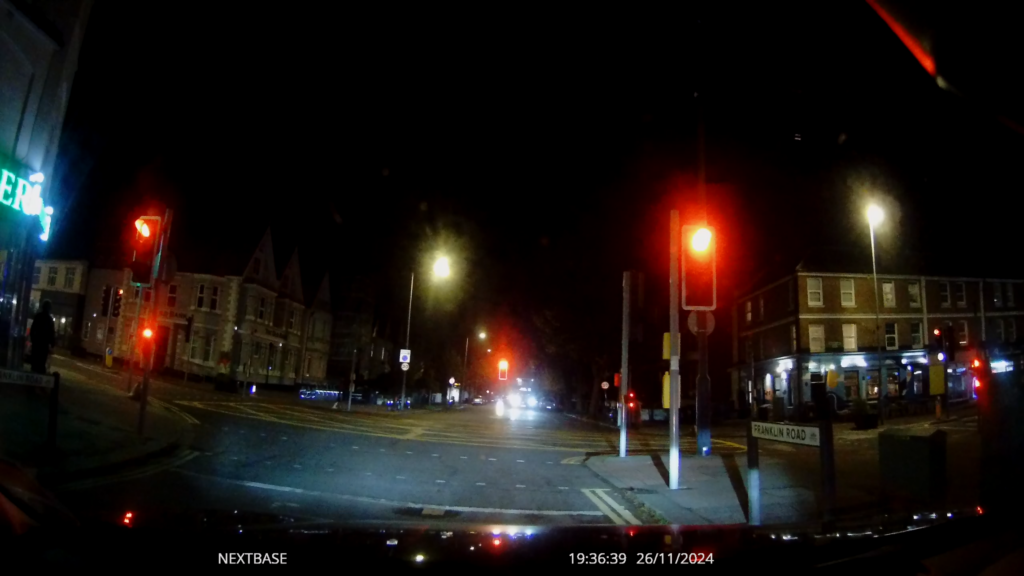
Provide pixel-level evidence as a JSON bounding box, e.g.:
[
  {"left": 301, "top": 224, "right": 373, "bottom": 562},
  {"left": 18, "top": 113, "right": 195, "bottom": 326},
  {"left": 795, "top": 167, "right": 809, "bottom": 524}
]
[
  {"left": 130, "top": 216, "right": 162, "bottom": 285},
  {"left": 498, "top": 359, "right": 508, "bottom": 380},
  {"left": 100, "top": 286, "right": 112, "bottom": 316},
  {"left": 682, "top": 225, "right": 716, "bottom": 310},
  {"left": 111, "top": 288, "right": 123, "bottom": 318}
]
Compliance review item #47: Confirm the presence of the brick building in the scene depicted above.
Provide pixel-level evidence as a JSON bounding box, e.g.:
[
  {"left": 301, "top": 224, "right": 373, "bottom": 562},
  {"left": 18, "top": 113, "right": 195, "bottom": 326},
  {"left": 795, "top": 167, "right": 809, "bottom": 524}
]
[{"left": 732, "top": 257, "right": 1024, "bottom": 418}]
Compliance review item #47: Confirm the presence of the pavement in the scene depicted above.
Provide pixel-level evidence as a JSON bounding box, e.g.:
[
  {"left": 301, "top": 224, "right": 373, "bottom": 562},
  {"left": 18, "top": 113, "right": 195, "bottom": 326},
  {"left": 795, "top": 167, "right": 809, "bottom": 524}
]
[
  {"left": 0, "top": 359, "right": 193, "bottom": 488},
  {"left": 585, "top": 407, "right": 982, "bottom": 526}
]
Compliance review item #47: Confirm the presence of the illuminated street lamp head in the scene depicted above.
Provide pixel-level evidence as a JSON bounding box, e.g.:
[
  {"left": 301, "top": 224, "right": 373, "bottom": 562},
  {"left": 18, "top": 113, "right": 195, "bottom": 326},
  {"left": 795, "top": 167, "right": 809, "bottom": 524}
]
[
  {"left": 479, "top": 332, "right": 486, "bottom": 339},
  {"left": 134, "top": 218, "right": 151, "bottom": 237},
  {"left": 691, "top": 227, "right": 712, "bottom": 252},
  {"left": 433, "top": 256, "right": 450, "bottom": 278},
  {"left": 867, "top": 205, "right": 884, "bottom": 226}
]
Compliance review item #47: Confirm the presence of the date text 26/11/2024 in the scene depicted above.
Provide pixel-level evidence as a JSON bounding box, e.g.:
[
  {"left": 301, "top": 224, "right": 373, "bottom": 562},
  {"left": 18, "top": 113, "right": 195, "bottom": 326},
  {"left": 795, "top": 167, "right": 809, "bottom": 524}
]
[{"left": 569, "top": 552, "right": 714, "bottom": 565}]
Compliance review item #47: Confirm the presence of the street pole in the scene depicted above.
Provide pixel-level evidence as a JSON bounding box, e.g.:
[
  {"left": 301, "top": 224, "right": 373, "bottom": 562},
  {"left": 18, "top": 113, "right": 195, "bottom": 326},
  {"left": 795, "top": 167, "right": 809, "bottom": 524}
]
[
  {"left": 399, "top": 272, "right": 414, "bottom": 410},
  {"left": 696, "top": 311, "right": 711, "bottom": 455},
  {"left": 619, "top": 271, "right": 631, "bottom": 458},
  {"left": 669, "top": 210, "right": 681, "bottom": 489},
  {"left": 347, "top": 348, "right": 355, "bottom": 411},
  {"left": 870, "top": 221, "right": 884, "bottom": 425},
  {"left": 138, "top": 209, "right": 172, "bottom": 435},
  {"left": 100, "top": 285, "right": 111, "bottom": 367},
  {"left": 463, "top": 336, "right": 469, "bottom": 399},
  {"left": 126, "top": 290, "right": 142, "bottom": 393}
]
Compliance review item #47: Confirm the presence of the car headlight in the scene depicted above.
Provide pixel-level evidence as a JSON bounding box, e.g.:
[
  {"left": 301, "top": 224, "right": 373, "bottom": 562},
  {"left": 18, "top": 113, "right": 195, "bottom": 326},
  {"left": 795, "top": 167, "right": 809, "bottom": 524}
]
[{"left": 527, "top": 397, "right": 538, "bottom": 407}]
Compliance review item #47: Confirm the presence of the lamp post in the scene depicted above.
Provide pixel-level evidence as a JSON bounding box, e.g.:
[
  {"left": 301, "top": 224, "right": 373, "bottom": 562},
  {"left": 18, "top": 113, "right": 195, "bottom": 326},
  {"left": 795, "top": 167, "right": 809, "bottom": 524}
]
[
  {"left": 867, "top": 204, "right": 885, "bottom": 424},
  {"left": 398, "top": 256, "right": 451, "bottom": 411}
]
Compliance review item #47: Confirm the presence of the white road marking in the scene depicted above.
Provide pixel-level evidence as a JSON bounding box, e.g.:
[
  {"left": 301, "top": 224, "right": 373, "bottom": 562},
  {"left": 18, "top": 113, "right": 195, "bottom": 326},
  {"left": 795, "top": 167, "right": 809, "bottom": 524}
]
[
  {"left": 460, "top": 456, "right": 467, "bottom": 459},
  {"left": 406, "top": 451, "right": 413, "bottom": 454},
  {"left": 366, "top": 472, "right": 372, "bottom": 475},
  {"left": 592, "top": 489, "right": 642, "bottom": 525},
  {"left": 488, "top": 458, "right": 497, "bottom": 461},
  {"left": 327, "top": 469, "right": 334, "bottom": 472},
  {"left": 174, "top": 472, "right": 606, "bottom": 517},
  {"left": 516, "top": 485, "right": 526, "bottom": 488},
  {"left": 294, "top": 465, "right": 302, "bottom": 469},
  {"left": 435, "top": 480, "right": 446, "bottom": 483},
  {"left": 432, "top": 454, "right": 439, "bottom": 457},
  {"left": 559, "top": 487, "right": 569, "bottom": 490},
  {"left": 581, "top": 489, "right": 627, "bottom": 525},
  {"left": 476, "top": 482, "right": 486, "bottom": 486},
  {"left": 517, "top": 460, "right": 525, "bottom": 463},
  {"left": 380, "top": 449, "right": 385, "bottom": 452},
  {"left": 281, "top": 437, "right": 288, "bottom": 440},
  {"left": 546, "top": 462, "right": 554, "bottom": 464},
  {"left": 353, "top": 446, "right": 359, "bottom": 449},
  {"left": 396, "top": 476, "right": 405, "bottom": 479}
]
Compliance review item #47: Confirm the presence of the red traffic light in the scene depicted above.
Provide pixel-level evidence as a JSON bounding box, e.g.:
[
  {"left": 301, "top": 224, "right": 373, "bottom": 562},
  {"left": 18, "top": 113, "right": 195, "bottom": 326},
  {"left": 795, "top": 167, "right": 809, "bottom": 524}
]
[
  {"left": 498, "top": 359, "right": 508, "bottom": 380},
  {"left": 933, "top": 328, "right": 941, "bottom": 336},
  {"left": 682, "top": 224, "right": 717, "bottom": 310},
  {"left": 123, "top": 511, "right": 134, "bottom": 526},
  {"left": 972, "top": 359, "right": 981, "bottom": 368},
  {"left": 142, "top": 328, "right": 153, "bottom": 339},
  {"left": 134, "top": 219, "right": 151, "bottom": 237},
  {"left": 130, "top": 215, "right": 162, "bottom": 285},
  {"left": 614, "top": 373, "right": 621, "bottom": 387}
]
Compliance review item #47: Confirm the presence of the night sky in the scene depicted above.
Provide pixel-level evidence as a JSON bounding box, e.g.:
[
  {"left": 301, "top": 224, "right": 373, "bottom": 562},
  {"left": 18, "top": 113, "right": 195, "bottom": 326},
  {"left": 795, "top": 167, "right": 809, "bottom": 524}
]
[{"left": 41, "top": 1, "right": 1024, "bottom": 391}]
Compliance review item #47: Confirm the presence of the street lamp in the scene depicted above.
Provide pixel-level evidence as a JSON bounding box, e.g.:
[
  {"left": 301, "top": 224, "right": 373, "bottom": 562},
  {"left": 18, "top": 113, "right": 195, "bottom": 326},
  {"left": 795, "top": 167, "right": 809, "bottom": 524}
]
[
  {"left": 399, "top": 255, "right": 451, "bottom": 410},
  {"left": 479, "top": 332, "right": 486, "bottom": 339},
  {"left": 464, "top": 331, "right": 486, "bottom": 401},
  {"left": 867, "top": 204, "right": 885, "bottom": 424}
]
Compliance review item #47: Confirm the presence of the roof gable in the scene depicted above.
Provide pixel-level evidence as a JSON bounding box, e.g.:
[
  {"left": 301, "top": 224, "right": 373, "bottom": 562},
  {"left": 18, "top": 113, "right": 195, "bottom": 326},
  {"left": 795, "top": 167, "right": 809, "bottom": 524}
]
[
  {"left": 241, "top": 229, "right": 278, "bottom": 290},
  {"left": 278, "top": 250, "right": 305, "bottom": 303}
]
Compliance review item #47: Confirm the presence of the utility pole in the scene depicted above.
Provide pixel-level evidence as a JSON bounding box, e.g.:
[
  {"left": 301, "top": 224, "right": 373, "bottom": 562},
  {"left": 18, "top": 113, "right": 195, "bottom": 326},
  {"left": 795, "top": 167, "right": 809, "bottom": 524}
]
[
  {"left": 694, "top": 85, "right": 712, "bottom": 457},
  {"left": 619, "top": 271, "right": 631, "bottom": 458},
  {"left": 669, "top": 210, "right": 681, "bottom": 488}
]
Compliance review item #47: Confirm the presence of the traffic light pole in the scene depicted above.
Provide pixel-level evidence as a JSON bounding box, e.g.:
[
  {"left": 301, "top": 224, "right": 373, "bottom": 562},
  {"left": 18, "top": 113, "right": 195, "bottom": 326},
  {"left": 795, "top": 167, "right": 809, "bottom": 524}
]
[
  {"left": 619, "top": 271, "right": 631, "bottom": 458},
  {"left": 696, "top": 311, "right": 711, "bottom": 455},
  {"left": 100, "top": 286, "right": 111, "bottom": 366},
  {"left": 137, "top": 209, "right": 172, "bottom": 435},
  {"left": 668, "top": 211, "right": 681, "bottom": 489},
  {"left": 126, "top": 295, "right": 142, "bottom": 393}
]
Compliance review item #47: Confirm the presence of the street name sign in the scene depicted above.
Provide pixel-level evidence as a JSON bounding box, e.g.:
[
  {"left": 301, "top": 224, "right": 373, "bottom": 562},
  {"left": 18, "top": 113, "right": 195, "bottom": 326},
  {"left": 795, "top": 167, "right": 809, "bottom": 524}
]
[
  {"left": 751, "top": 421, "right": 820, "bottom": 447},
  {"left": 0, "top": 368, "right": 54, "bottom": 389}
]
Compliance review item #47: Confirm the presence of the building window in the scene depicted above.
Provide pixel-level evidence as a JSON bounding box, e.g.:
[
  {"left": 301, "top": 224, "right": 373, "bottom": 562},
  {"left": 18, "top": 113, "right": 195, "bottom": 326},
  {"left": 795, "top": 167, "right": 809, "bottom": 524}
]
[
  {"left": 957, "top": 320, "right": 968, "bottom": 345},
  {"left": 47, "top": 267, "right": 58, "bottom": 287},
  {"left": 790, "top": 324, "right": 797, "bottom": 353},
  {"left": 840, "top": 278, "right": 855, "bottom": 307},
  {"left": 745, "top": 300, "right": 752, "bottom": 324},
  {"left": 955, "top": 282, "right": 966, "bottom": 307},
  {"left": 1007, "top": 283, "right": 1016, "bottom": 307},
  {"left": 288, "top": 310, "right": 296, "bottom": 330},
  {"left": 911, "top": 322, "right": 923, "bottom": 348},
  {"left": 809, "top": 324, "right": 825, "bottom": 353},
  {"left": 939, "top": 282, "right": 950, "bottom": 307},
  {"left": 63, "top": 267, "right": 76, "bottom": 290},
  {"left": 908, "top": 282, "right": 921, "bottom": 307},
  {"left": 995, "top": 319, "right": 1005, "bottom": 343},
  {"left": 788, "top": 279, "right": 795, "bottom": 311},
  {"left": 210, "top": 286, "right": 219, "bottom": 312},
  {"left": 196, "top": 284, "right": 205, "bottom": 308},
  {"left": 258, "top": 297, "right": 266, "bottom": 321},
  {"left": 253, "top": 256, "right": 262, "bottom": 276},
  {"left": 84, "top": 321, "right": 91, "bottom": 341},
  {"left": 885, "top": 323, "right": 898, "bottom": 350},
  {"left": 882, "top": 282, "right": 896, "bottom": 307},
  {"left": 807, "top": 277, "right": 823, "bottom": 307},
  {"left": 204, "top": 335, "right": 215, "bottom": 362},
  {"left": 167, "top": 284, "right": 177, "bottom": 307},
  {"left": 992, "top": 281, "right": 1003, "bottom": 308},
  {"left": 32, "top": 266, "right": 41, "bottom": 285},
  {"left": 758, "top": 296, "right": 764, "bottom": 320},
  {"left": 1009, "top": 319, "right": 1017, "bottom": 343},
  {"left": 840, "top": 323, "right": 856, "bottom": 351},
  {"left": 189, "top": 337, "right": 199, "bottom": 360}
]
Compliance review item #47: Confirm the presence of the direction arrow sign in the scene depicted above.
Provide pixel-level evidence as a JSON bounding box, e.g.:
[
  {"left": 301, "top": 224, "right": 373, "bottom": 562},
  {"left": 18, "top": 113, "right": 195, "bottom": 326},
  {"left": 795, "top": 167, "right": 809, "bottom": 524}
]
[
  {"left": 399, "top": 349, "right": 411, "bottom": 363},
  {"left": 751, "top": 421, "right": 820, "bottom": 447}
]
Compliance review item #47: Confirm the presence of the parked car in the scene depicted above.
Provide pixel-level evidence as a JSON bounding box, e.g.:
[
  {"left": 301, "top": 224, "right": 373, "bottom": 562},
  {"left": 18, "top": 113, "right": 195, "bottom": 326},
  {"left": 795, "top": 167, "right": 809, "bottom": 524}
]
[{"left": 472, "top": 396, "right": 485, "bottom": 405}]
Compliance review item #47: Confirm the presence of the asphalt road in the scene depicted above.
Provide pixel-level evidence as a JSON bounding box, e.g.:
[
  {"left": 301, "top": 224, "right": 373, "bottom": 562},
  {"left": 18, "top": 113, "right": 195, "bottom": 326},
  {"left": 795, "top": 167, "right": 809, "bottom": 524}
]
[
  {"left": 49, "top": 357, "right": 655, "bottom": 528},
  {"left": 46, "top": 356, "right": 982, "bottom": 530}
]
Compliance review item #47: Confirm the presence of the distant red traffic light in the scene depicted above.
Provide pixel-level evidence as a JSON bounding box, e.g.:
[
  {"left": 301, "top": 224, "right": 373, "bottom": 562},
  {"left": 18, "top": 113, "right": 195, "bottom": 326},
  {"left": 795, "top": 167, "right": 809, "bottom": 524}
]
[
  {"left": 933, "top": 328, "right": 941, "bottom": 336},
  {"left": 134, "top": 219, "right": 150, "bottom": 237},
  {"left": 498, "top": 359, "right": 508, "bottom": 380},
  {"left": 142, "top": 328, "right": 153, "bottom": 338}
]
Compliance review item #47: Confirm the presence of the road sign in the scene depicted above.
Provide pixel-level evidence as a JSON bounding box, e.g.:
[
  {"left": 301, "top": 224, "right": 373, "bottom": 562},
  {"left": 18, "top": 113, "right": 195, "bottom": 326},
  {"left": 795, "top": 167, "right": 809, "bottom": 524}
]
[
  {"left": 601, "top": 381, "right": 610, "bottom": 390},
  {"left": 401, "top": 362, "right": 410, "bottom": 371},
  {"left": 0, "top": 368, "right": 54, "bottom": 388},
  {"left": 687, "top": 311, "right": 715, "bottom": 335},
  {"left": 751, "top": 421, "right": 820, "bottom": 447},
  {"left": 399, "top": 349, "right": 411, "bottom": 363}
]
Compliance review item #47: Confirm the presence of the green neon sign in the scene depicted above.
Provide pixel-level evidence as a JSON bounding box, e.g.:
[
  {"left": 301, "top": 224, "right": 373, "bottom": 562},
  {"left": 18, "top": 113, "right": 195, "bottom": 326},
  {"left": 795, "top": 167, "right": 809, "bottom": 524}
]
[{"left": 0, "top": 165, "right": 53, "bottom": 242}]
